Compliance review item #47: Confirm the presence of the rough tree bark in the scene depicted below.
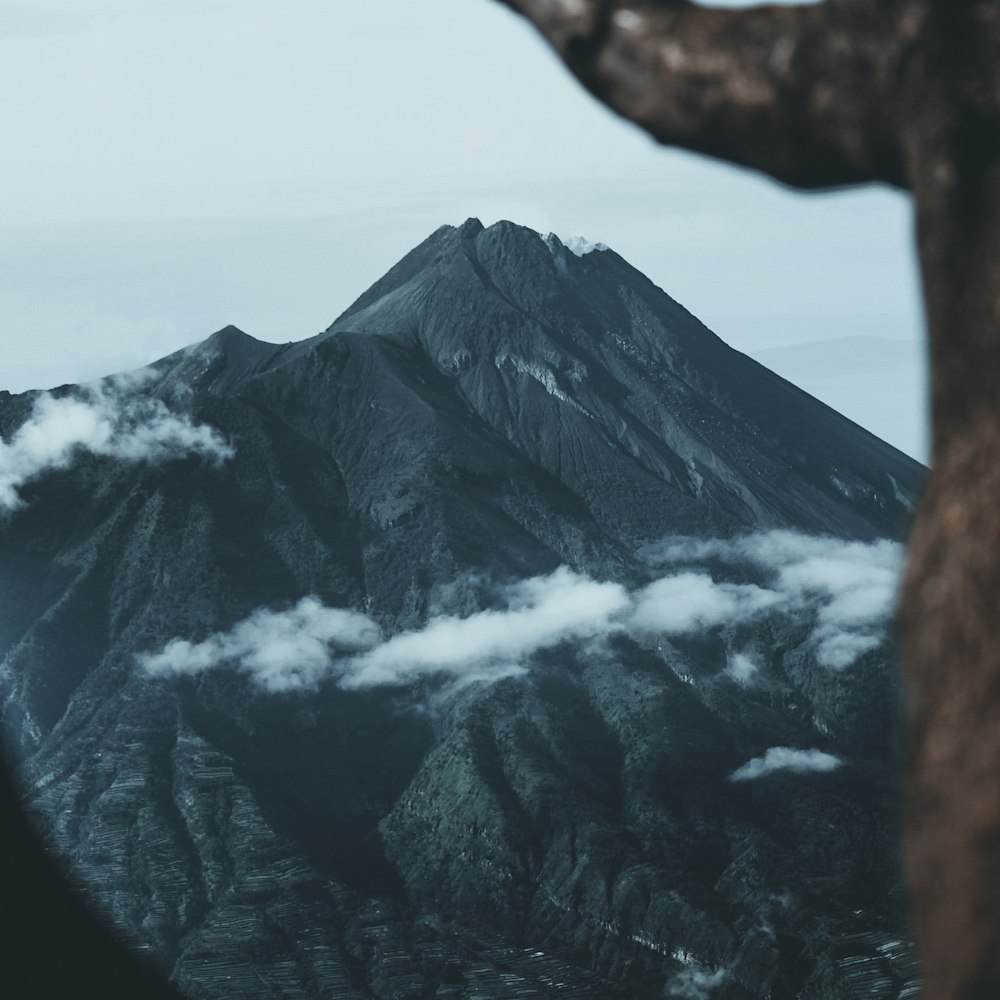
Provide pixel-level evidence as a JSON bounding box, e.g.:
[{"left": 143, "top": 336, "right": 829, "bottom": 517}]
[{"left": 494, "top": 1, "right": 1000, "bottom": 997}]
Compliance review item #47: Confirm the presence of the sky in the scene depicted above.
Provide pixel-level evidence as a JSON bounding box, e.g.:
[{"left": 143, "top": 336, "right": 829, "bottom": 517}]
[{"left": 0, "top": 0, "right": 928, "bottom": 460}]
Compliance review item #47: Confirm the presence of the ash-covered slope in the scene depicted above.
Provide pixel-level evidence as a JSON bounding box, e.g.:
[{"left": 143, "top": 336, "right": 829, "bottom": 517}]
[{"left": 0, "top": 221, "right": 925, "bottom": 1000}]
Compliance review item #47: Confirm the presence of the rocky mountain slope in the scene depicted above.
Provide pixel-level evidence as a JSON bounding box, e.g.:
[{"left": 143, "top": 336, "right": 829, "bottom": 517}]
[{"left": 0, "top": 220, "right": 925, "bottom": 999}]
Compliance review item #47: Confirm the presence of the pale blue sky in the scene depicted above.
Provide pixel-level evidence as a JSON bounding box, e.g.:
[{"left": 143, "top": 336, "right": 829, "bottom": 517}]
[{"left": 1, "top": 0, "right": 927, "bottom": 458}]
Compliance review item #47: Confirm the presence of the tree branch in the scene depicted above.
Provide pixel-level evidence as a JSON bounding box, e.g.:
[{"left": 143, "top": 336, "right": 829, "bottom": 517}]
[{"left": 498, "top": 0, "right": 912, "bottom": 190}]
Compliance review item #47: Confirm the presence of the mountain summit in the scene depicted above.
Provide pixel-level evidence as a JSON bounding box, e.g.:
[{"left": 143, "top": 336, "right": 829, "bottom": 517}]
[
  {"left": 155, "top": 218, "right": 921, "bottom": 549},
  {"left": 0, "top": 221, "right": 923, "bottom": 999},
  {"left": 320, "top": 219, "right": 919, "bottom": 540}
]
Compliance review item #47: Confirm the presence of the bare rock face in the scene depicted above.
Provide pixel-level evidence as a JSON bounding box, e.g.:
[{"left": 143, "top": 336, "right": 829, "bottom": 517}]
[{"left": 0, "top": 220, "right": 925, "bottom": 998}]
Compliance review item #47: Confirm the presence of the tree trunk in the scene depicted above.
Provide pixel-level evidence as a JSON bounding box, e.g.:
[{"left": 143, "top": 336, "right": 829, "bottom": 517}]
[{"left": 902, "top": 24, "right": 1000, "bottom": 986}]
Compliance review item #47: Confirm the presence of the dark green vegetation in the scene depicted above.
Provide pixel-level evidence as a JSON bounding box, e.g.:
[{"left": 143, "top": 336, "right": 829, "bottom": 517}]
[{"left": 0, "top": 220, "right": 925, "bottom": 998}]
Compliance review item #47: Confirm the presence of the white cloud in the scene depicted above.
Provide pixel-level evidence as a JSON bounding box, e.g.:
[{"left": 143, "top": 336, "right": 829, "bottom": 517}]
[
  {"left": 729, "top": 747, "right": 843, "bottom": 782},
  {"left": 140, "top": 569, "right": 629, "bottom": 694},
  {"left": 668, "top": 966, "right": 728, "bottom": 1000},
  {"left": 139, "top": 532, "right": 902, "bottom": 694},
  {"left": 344, "top": 567, "right": 629, "bottom": 689},
  {"left": 630, "top": 573, "right": 782, "bottom": 634},
  {"left": 0, "top": 373, "right": 233, "bottom": 512},
  {"left": 139, "top": 597, "right": 381, "bottom": 693},
  {"left": 641, "top": 531, "right": 903, "bottom": 669},
  {"left": 726, "top": 652, "right": 759, "bottom": 684},
  {"left": 812, "top": 626, "right": 882, "bottom": 670}
]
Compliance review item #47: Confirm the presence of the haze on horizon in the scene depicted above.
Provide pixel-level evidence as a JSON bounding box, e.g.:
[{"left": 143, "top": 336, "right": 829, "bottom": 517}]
[{"left": 0, "top": 0, "right": 928, "bottom": 460}]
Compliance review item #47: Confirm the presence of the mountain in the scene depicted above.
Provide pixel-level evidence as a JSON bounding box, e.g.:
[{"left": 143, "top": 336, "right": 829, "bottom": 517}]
[{"left": 0, "top": 220, "right": 925, "bottom": 999}]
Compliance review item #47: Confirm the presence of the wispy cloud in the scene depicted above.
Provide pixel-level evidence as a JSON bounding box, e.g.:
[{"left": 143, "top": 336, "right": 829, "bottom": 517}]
[
  {"left": 0, "top": 373, "right": 233, "bottom": 512},
  {"left": 344, "top": 568, "right": 628, "bottom": 689},
  {"left": 631, "top": 573, "right": 782, "bottom": 634},
  {"left": 668, "top": 965, "right": 728, "bottom": 1000},
  {"left": 642, "top": 531, "right": 903, "bottom": 670},
  {"left": 729, "top": 747, "right": 843, "bottom": 782},
  {"left": 139, "top": 532, "right": 902, "bottom": 694},
  {"left": 139, "top": 597, "right": 380, "bottom": 693},
  {"left": 725, "top": 652, "right": 759, "bottom": 684},
  {"left": 140, "top": 569, "right": 628, "bottom": 694}
]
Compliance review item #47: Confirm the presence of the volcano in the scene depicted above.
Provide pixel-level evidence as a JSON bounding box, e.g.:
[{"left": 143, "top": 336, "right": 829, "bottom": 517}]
[{"left": 0, "top": 220, "right": 924, "bottom": 999}]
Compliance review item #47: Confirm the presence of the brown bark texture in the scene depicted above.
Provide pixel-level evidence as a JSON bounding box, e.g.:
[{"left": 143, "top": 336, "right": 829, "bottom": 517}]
[{"left": 494, "top": 1, "right": 1000, "bottom": 997}]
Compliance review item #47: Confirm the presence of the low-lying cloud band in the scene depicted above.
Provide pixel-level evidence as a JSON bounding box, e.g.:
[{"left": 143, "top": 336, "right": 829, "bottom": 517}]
[{"left": 139, "top": 531, "right": 902, "bottom": 694}]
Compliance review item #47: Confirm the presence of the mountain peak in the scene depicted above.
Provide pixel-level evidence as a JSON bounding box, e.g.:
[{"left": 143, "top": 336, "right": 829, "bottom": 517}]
[
  {"left": 149, "top": 323, "right": 286, "bottom": 394},
  {"left": 330, "top": 219, "right": 630, "bottom": 331},
  {"left": 457, "top": 216, "right": 484, "bottom": 238},
  {"left": 210, "top": 323, "right": 253, "bottom": 339},
  {"left": 204, "top": 324, "right": 260, "bottom": 350},
  {"left": 474, "top": 218, "right": 552, "bottom": 251}
]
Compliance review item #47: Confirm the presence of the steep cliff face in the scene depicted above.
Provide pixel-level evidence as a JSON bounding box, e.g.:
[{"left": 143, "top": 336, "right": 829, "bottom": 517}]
[{"left": 0, "top": 221, "right": 924, "bottom": 999}]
